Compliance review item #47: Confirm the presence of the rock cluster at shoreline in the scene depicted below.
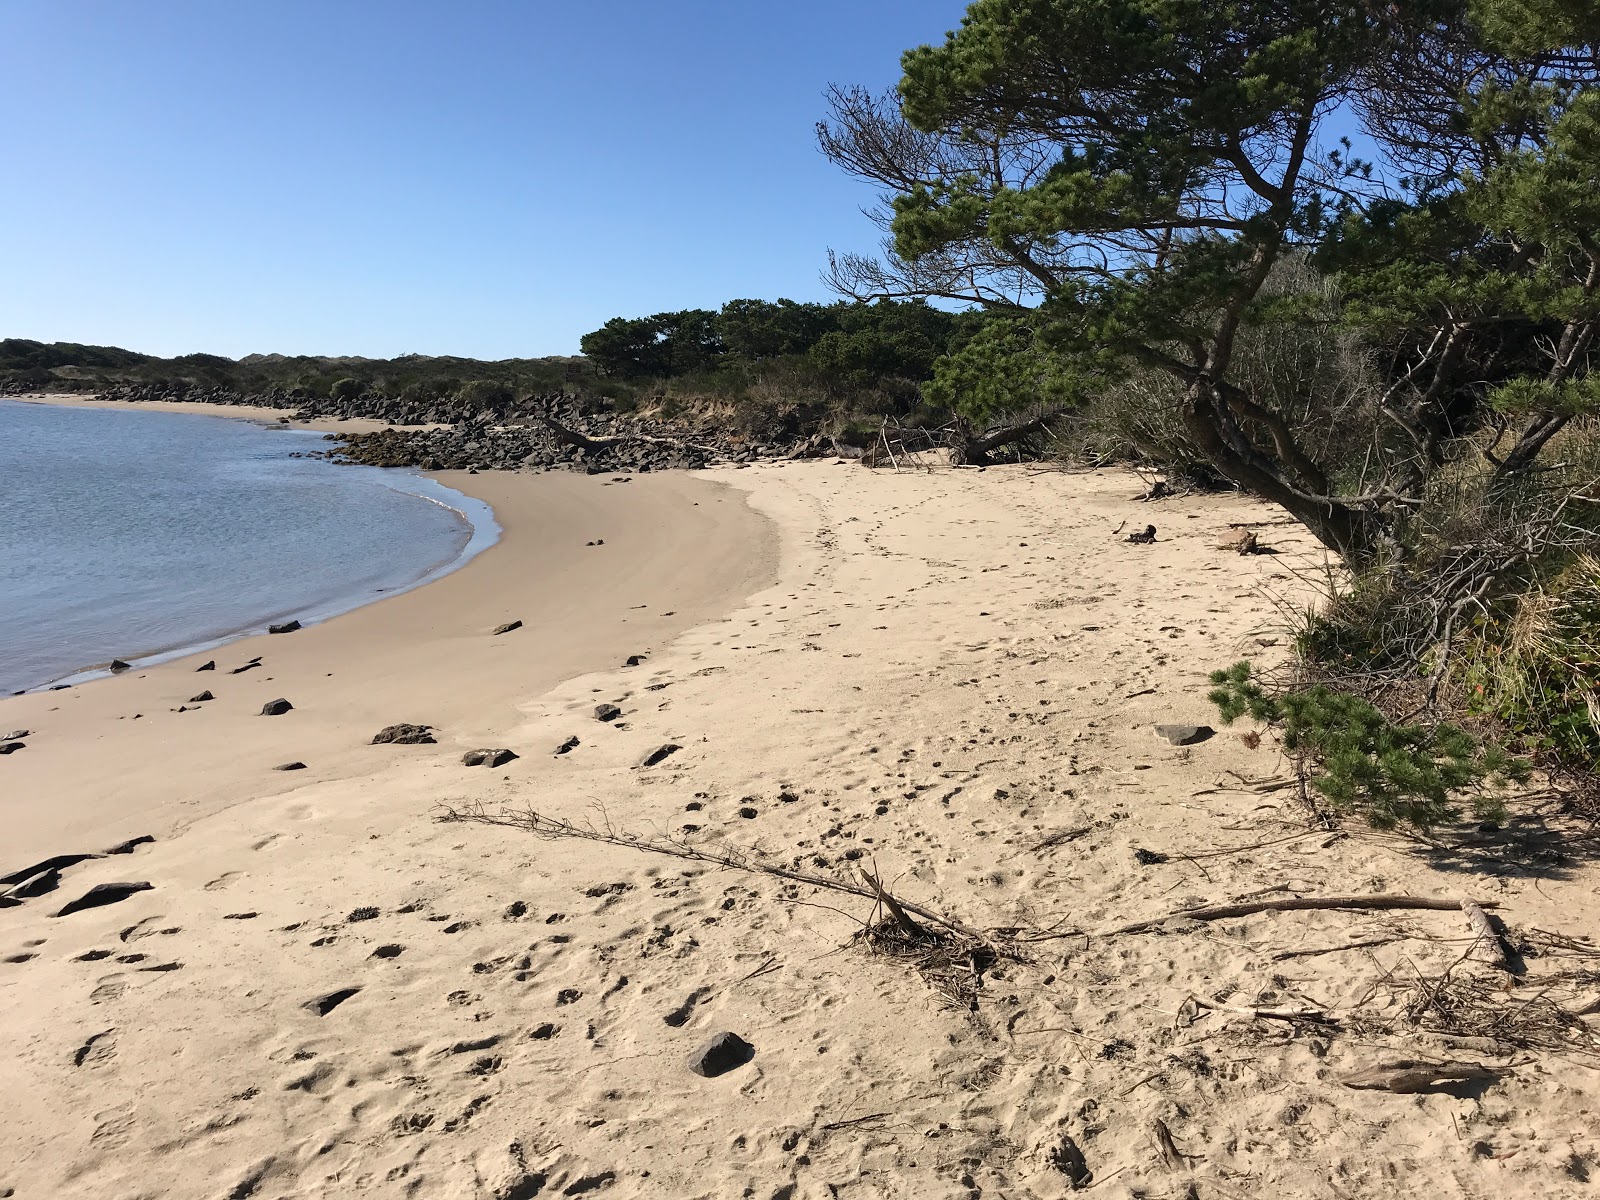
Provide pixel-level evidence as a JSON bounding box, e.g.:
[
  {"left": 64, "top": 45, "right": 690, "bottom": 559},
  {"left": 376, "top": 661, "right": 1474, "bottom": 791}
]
[{"left": 77, "top": 383, "right": 846, "bottom": 473}]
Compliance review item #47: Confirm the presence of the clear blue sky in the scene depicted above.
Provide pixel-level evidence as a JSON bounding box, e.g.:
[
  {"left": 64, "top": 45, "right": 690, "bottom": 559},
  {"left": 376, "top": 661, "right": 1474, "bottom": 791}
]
[{"left": 1, "top": 1, "right": 969, "bottom": 360}]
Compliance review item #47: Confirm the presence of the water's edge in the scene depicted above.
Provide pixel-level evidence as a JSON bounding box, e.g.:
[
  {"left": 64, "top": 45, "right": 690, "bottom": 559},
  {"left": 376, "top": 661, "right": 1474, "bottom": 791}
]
[{"left": 8, "top": 399, "right": 500, "bottom": 693}]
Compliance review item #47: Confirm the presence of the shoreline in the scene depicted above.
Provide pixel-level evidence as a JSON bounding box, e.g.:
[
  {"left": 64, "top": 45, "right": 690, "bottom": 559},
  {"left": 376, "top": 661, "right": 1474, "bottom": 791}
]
[
  {"left": 1, "top": 395, "right": 497, "bottom": 694},
  {"left": 0, "top": 410, "right": 779, "bottom": 862}
]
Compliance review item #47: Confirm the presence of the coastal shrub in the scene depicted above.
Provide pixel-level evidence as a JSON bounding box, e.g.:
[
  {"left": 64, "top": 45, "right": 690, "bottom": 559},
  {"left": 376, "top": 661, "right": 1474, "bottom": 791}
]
[
  {"left": 329, "top": 377, "right": 364, "bottom": 401},
  {"left": 453, "top": 379, "right": 514, "bottom": 410},
  {"left": 1457, "top": 554, "right": 1600, "bottom": 765},
  {"left": 1208, "top": 661, "right": 1526, "bottom": 830}
]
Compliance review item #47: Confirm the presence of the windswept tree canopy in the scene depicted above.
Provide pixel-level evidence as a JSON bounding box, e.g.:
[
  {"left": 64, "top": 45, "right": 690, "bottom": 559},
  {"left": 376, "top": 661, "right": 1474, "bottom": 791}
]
[{"left": 820, "top": 0, "right": 1600, "bottom": 563}]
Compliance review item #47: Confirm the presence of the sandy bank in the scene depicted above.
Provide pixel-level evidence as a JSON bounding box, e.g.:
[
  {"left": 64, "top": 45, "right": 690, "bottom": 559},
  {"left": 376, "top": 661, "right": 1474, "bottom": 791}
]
[
  {"left": 2, "top": 458, "right": 1597, "bottom": 1200},
  {"left": 7, "top": 390, "right": 407, "bottom": 434}
]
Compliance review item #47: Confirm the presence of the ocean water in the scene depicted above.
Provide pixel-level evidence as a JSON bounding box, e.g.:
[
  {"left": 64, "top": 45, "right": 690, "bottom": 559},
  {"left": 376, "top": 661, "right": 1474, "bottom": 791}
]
[{"left": 0, "top": 400, "right": 496, "bottom": 694}]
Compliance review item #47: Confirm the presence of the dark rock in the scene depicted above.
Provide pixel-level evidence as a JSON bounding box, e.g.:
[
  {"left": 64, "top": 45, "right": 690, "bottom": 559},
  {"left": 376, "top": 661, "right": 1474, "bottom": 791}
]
[
  {"left": 1132, "top": 847, "right": 1169, "bottom": 866},
  {"left": 260, "top": 698, "right": 293, "bottom": 716},
  {"left": 53, "top": 881, "right": 153, "bottom": 917},
  {"left": 104, "top": 836, "right": 154, "bottom": 855},
  {"left": 1, "top": 853, "right": 102, "bottom": 886},
  {"left": 196, "top": 660, "right": 216, "bottom": 672},
  {"left": 10, "top": 867, "right": 61, "bottom": 899},
  {"left": 1126, "top": 525, "right": 1157, "bottom": 544},
  {"left": 1047, "top": 1133, "right": 1092, "bottom": 1187},
  {"left": 1155, "top": 724, "right": 1214, "bottom": 746},
  {"left": 689, "top": 1031, "right": 755, "bottom": 1077},
  {"left": 303, "top": 986, "right": 361, "bottom": 1016},
  {"left": 493, "top": 620, "right": 523, "bottom": 635},
  {"left": 109, "top": 659, "right": 132, "bottom": 672},
  {"left": 268, "top": 620, "right": 302, "bottom": 634},
  {"left": 371, "top": 723, "right": 435, "bottom": 744},
  {"left": 463, "top": 748, "right": 518, "bottom": 768},
  {"left": 593, "top": 703, "right": 622, "bottom": 723},
  {"left": 274, "top": 761, "right": 307, "bottom": 771},
  {"left": 347, "top": 906, "right": 379, "bottom": 922},
  {"left": 555, "top": 735, "right": 580, "bottom": 755},
  {"left": 189, "top": 690, "right": 214, "bottom": 703},
  {"left": 0, "top": 741, "right": 23, "bottom": 754},
  {"left": 624, "top": 654, "right": 647, "bottom": 667},
  {"left": 639, "top": 743, "right": 681, "bottom": 768},
  {"left": 230, "top": 661, "right": 261, "bottom": 675}
]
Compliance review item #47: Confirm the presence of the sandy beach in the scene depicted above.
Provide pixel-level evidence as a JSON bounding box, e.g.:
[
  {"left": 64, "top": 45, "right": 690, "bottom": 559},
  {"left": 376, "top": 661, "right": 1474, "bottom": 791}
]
[{"left": 3, "top": 442, "right": 1598, "bottom": 1199}]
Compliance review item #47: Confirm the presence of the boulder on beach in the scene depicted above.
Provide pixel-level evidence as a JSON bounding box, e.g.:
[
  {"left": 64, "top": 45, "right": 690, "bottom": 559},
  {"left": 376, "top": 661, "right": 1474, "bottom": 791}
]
[
  {"left": 639, "top": 743, "right": 681, "bottom": 768},
  {"left": 371, "top": 723, "right": 435, "bottom": 745},
  {"left": 1155, "top": 724, "right": 1214, "bottom": 746},
  {"left": 53, "top": 881, "right": 153, "bottom": 917},
  {"left": 274, "top": 761, "right": 307, "bottom": 771},
  {"left": 462, "top": 748, "right": 518, "bottom": 768},
  {"left": 268, "top": 620, "right": 302, "bottom": 634},
  {"left": 196, "top": 660, "right": 216, "bottom": 672},
  {"left": 260, "top": 698, "right": 293, "bottom": 716},
  {"left": 688, "top": 1031, "right": 754, "bottom": 1077},
  {"left": 109, "top": 659, "right": 132, "bottom": 673},
  {"left": 189, "top": 691, "right": 214, "bottom": 703},
  {"left": 594, "top": 703, "right": 622, "bottom": 723}
]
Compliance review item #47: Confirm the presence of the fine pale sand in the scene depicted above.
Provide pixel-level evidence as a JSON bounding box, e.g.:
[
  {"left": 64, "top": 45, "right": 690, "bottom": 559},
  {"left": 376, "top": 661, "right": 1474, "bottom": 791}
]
[{"left": 2, "top": 453, "right": 1597, "bottom": 1199}]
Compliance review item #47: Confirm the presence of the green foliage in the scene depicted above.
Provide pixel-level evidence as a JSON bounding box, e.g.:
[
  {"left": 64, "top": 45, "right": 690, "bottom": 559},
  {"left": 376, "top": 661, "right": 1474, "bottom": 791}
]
[
  {"left": 329, "top": 377, "right": 365, "bottom": 401},
  {"left": 578, "top": 310, "right": 724, "bottom": 378},
  {"left": 1459, "top": 553, "right": 1600, "bottom": 763},
  {"left": 925, "top": 316, "right": 1085, "bottom": 421},
  {"left": 453, "top": 379, "right": 515, "bottom": 409},
  {"left": 716, "top": 299, "right": 837, "bottom": 360},
  {"left": 1208, "top": 661, "right": 1525, "bottom": 829}
]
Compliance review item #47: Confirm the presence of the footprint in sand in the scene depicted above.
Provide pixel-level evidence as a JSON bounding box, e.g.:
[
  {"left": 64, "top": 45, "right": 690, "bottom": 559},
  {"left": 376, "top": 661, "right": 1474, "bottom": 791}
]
[
  {"left": 72, "top": 1030, "right": 116, "bottom": 1068},
  {"left": 90, "top": 978, "right": 126, "bottom": 1005},
  {"left": 203, "top": 872, "right": 241, "bottom": 891},
  {"left": 89, "top": 1106, "right": 134, "bottom": 1148}
]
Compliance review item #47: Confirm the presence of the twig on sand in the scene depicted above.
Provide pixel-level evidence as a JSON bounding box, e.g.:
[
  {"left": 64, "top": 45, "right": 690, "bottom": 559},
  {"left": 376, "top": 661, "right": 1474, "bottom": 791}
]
[
  {"left": 1270, "top": 936, "right": 1400, "bottom": 962},
  {"left": 438, "top": 801, "right": 991, "bottom": 945},
  {"left": 821, "top": 1111, "right": 894, "bottom": 1131},
  {"left": 1102, "top": 894, "right": 1499, "bottom": 937}
]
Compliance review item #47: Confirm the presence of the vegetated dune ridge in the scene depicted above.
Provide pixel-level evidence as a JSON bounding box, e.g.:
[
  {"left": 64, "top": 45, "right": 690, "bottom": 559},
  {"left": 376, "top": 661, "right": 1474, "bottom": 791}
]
[{"left": 0, "top": 459, "right": 1594, "bottom": 1200}]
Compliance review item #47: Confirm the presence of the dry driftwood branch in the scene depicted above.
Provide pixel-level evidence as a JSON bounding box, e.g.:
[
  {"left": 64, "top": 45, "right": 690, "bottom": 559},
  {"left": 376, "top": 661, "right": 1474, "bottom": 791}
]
[
  {"left": 535, "top": 410, "right": 720, "bottom": 456},
  {"left": 1185, "top": 993, "right": 1331, "bottom": 1023},
  {"left": 1103, "top": 894, "right": 1499, "bottom": 936},
  {"left": 1461, "top": 899, "right": 1517, "bottom": 975},
  {"left": 1339, "top": 1059, "right": 1510, "bottom": 1093},
  {"left": 438, "top": 803, "right": 991, "bottom": 945}
]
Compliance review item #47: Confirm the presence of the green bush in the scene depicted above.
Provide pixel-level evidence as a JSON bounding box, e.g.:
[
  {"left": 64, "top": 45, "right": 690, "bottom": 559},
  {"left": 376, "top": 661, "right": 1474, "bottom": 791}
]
[
  {"left": 1209, "top": 661, "right": 1525, "bottom": 830},
  {"left": 329, "top": 377, "right": 365, "bottom": 401},
  {"left": 1458, "top": 554, "right": 1600, "bottom": 764}
]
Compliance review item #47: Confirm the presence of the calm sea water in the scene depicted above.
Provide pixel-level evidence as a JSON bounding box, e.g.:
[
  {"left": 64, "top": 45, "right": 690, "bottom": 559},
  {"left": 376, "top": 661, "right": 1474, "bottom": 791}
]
[{"left": 0, "top": 400, "right": 496, "bottom": 693}]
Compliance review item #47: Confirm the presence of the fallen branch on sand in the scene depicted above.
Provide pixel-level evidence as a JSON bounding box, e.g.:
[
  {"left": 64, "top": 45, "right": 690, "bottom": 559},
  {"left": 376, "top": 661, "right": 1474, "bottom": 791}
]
[
  {"left": 1103, "top": 893, "right": 1500, "bottom": 936},
  {"left": 437, "top": 802, "right": 990, "bottom": 945},
  {"left": 1339, "top": 1059, "right": 1511, "bottom": 1093},
  {"left": 1461, "top": 898, "right": 1518, "bottom": 975},
  {"left": 440, "top": 802, "right": 1008, "bottom": 1010},
  {"left": 1183, "top": 993, "right": 1333, "bottom": 1024},
  {"left": 535, "top": 409, "right": 720, "bottom": 457}
]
